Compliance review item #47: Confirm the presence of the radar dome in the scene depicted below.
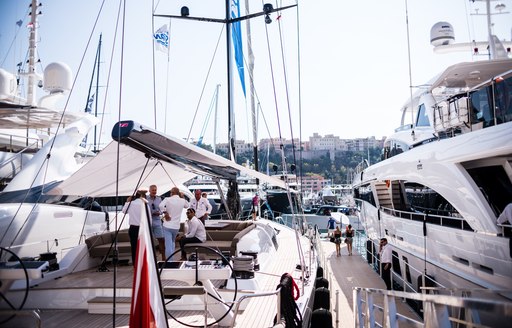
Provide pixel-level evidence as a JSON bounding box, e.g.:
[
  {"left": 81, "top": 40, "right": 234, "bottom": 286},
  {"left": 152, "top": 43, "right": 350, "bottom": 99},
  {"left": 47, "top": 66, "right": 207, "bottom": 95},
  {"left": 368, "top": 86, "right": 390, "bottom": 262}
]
[
  {"left": 43, "top": 62, "right": 72, "bottom": 93},
  {"left": 430, "top": 22, "right": 455, "bottom": 47}
]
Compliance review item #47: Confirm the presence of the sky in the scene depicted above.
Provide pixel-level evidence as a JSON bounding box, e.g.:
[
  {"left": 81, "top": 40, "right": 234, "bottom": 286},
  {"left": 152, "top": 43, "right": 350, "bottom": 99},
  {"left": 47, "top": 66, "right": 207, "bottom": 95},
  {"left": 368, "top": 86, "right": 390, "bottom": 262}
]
[{"left": 1, "top": 0, "right": 511, "bottom": 149}]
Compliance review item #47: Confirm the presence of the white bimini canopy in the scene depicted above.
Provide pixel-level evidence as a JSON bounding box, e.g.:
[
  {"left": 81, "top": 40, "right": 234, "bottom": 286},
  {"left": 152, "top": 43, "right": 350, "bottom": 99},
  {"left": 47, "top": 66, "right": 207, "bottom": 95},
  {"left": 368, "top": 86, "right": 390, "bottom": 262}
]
[{"left": 49, "top": 121, "right": 287, "bottom": 197}]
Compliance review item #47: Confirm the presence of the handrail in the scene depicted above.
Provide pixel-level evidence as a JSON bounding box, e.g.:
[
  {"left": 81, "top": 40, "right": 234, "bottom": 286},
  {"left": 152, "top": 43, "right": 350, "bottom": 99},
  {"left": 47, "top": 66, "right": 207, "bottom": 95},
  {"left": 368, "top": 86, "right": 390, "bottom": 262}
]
[
  {"left": 354, "top": 287, "right": 512, "bottom": 328},
  {"left": 0, "top": 132, "right": 43, "bottom": 152},
  {"left": 229, "top": 288, "right": 281, "bottom": 328},
  {"left": 379, "top": 205, "right": 482, "bottom": 234},
  {"left": 353, "top": 230, "right": 447, "bottom": 294}
]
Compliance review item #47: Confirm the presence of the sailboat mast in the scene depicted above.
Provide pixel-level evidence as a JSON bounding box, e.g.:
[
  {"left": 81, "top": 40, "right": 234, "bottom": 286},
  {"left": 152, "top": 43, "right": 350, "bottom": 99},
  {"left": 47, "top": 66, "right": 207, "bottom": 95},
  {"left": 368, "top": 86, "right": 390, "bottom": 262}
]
[
  {"left": 93, "top": 34, "right": 102, "bottom": 153},
  {"left": 226, "top": 0, "right": 236, "bottom": 161},
  {"left": 26, "top": 0, "right": 39, "bottom": 107},
  {"left": 213, "top": 83, "right": 220, "bottom": 154}
]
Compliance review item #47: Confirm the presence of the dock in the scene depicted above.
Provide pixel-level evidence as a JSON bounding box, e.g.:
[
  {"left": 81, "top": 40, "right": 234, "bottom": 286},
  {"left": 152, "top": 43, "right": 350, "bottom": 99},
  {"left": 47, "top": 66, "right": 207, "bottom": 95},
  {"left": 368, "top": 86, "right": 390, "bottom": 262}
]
[{"left": 319, "top": 236, "right": 420, "bottom": 327}]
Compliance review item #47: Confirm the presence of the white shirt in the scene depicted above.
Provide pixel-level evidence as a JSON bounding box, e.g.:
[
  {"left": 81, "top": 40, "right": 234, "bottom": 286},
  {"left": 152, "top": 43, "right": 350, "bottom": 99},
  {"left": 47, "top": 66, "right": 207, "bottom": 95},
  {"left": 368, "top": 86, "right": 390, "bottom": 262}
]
[
  {"left": 122, "top": 198, "right": 149, "bottom": 226},
  {"left": 497, "top": 203, "right": 512, "bottom": 225},
  {"left": 189, "top": 197, "right": 213, "bottom": 219},
  {"left": 159, "top": 195, "right": 189, "bottom": 229},
  {"left": 380, "top": 243, "right": 392, "bottom": 264},
  {"left": 185, "top": 216, "right": 206, "bottom": 242}
]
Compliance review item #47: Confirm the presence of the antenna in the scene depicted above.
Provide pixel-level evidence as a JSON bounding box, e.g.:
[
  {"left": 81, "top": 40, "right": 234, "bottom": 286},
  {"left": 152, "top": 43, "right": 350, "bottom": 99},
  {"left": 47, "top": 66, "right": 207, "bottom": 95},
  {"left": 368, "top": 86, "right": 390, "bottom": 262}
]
[{"left": 404, "top": 0, "right": 415, "bottom": 139}]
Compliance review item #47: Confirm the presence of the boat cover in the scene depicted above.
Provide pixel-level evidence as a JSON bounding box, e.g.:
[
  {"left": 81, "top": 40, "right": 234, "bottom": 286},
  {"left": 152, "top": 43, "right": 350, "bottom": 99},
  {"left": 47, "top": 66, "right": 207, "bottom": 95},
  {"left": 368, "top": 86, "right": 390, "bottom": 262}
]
[{"left": 49, "top": 121, "right": 286, "bottom": 196}]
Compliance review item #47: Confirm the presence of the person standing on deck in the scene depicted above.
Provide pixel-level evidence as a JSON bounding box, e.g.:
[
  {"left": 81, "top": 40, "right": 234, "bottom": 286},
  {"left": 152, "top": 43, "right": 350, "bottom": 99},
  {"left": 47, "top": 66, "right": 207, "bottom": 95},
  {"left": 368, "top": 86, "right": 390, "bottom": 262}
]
[
  {"left": 251, "top": 193, "right": 259, "bottom": 220},
  {"left": 326, "top": 210, "right": 336, "bottom": 237},
  {"left": 146, "top": 185, "right": 165, "bottom": 261},
  {"left": 345, "top": 224, "right": 355, "bottom": 256},
  {"left": 379, "top": 238, "right": 392, "bottom": 290},
  {"left": 122, "top": 190, "right": 150, "bottom": 265},
  {"left": 334, "top": 226, "right": 342, "bottom": 257},
  {"left": 159, "top": 187, "right": 189, "bottom": 260},
  {"left": 190, "top": 189, "right": 212, "bottom": 225}
]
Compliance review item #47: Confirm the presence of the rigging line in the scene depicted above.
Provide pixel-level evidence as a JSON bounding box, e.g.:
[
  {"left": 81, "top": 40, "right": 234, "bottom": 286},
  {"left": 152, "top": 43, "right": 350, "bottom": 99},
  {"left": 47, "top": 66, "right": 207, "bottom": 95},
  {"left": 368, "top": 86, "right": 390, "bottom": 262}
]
[
  {"left": 186, "top": 24, "right": 226, "bottom": 142},
  {"left": 262, "top": 4, "right": 284, "bottom": 143},
  {"left": 465, "top": 0, "right": 476, "bottom": 60},
  {"left": 155, "top": 161, "right": 179, "bottom": 187},
  {"left": 96, "top": 0, "right": 124, "bottom": 151},
  {"left": 404, "top": 0, "right": 415, "bottom": 128},
  {"left": 294, "top": 1, "right": 303, "bottom": 191},
  {"left": 113, "top": 1, "right": 128, "bottom": 324},
  {"left": 198, "top": 88, "right": 219, "bottom": 141},
  {"left": 275, "top": 5, "right": 298, "bottom": 168},
  {"left": 0, "top": 6, "right": 30, "bottom": 67},
  {"left": 164, "top": 19, "right": 172, "bottom": 134},
  {"left": 151, "top": 0, "right": 157, "bottom": 129}
]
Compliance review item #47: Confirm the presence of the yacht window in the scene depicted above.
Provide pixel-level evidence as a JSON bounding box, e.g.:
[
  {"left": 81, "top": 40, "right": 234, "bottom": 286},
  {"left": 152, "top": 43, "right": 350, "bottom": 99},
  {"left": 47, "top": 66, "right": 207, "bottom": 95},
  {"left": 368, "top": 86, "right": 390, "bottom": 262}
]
[
  {"left": 354, "top": 184, "right": 376, "bottom": 206},
  {"left": 391, "top": 250, "right": 401, "bottom": 276},
  {"left": 403, "top": 256, "right": 412, "bottom": 284},
  {"left": 494, "top": 75, "right": 512, "bottom": 124},
  {"left": 470, "top": 87, "right": 494, "bottom": 127},
  {"left": 405, "top": 182, "right": 459, "bottom": 217},
  {"left": 415, "top": 104, "right": 430, "bottom": 127},
  {"left": 466, "top": 165, "right": 512, "bottom": 218}
]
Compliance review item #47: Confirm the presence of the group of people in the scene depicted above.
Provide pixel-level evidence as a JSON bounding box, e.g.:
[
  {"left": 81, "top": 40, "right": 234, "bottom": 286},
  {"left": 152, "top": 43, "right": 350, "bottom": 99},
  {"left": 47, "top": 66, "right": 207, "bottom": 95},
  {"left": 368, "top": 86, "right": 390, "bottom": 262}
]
[
  {"left": 122, "top": 185, "right": 212, "bottom": 264},
  {"left": 326, "top": 210, "right": 354, "bottom": 257},
  {"left": 326, "top": 212, "right": 392, "bottom": 290}
]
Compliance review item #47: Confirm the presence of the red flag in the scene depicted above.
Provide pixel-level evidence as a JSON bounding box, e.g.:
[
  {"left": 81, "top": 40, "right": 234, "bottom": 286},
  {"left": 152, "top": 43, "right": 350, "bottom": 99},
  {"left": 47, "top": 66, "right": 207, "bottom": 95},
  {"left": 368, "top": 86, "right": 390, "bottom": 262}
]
[{"left": 129, "top": 204, "right": 168, "bottom": 328}]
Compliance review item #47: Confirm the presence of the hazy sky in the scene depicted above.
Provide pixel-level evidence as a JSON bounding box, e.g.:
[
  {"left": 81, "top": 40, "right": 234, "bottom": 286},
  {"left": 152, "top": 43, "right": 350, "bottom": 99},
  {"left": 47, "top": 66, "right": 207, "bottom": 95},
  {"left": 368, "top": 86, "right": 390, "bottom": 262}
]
[{"left": 1, "top": 0, "right": 511, "bottom": 148}]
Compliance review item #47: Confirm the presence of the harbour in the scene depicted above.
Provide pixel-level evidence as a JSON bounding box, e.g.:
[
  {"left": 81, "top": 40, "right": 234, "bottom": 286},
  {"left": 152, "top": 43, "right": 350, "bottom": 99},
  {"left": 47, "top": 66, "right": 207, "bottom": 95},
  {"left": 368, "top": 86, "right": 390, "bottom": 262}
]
[{"left": 1, "top": 0, "right": 512, "bottom": 327}]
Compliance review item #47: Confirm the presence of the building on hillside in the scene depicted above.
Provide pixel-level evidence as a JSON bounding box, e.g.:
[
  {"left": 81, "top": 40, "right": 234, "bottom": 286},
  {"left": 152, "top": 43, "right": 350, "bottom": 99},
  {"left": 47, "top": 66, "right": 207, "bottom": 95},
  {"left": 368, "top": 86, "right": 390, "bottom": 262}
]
[
  {"left": 300, "top": 174, "right": 329, "bottom": 192},
  {"left": 309, "top": 133, "right": 347, "bottom": 152},
  {"left": 216, "top": 140, "right": 252, "bottom": 156},
  {"left": 345, "top": 136, "right": 385, "bottom": 151}
]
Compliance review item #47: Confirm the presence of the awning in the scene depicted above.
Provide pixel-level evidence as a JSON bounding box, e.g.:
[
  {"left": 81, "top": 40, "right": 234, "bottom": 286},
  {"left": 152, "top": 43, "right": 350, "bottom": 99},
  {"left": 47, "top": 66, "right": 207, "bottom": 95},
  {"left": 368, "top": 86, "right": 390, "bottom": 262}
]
[{"left": 49, "top": 121, "right": 287, "bottom": 197}]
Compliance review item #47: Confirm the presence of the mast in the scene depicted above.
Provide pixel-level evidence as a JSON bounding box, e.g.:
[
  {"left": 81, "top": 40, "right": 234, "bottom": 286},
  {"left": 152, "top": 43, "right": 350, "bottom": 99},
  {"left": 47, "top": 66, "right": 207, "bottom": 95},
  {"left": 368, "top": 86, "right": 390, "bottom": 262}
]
[
  {"left": 226, "top": 0, "right": 236, "bottom": 161},
  {"left": 26, "top": 0, "right": 40, "bottom": 107},
  {"left": 94, "top": 34, "right": 102, "bottom": 153}
]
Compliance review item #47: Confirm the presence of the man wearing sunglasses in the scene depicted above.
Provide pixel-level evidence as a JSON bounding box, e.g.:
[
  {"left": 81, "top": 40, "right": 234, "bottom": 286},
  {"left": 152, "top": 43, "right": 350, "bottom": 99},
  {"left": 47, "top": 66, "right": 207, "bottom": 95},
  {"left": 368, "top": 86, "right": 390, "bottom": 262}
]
[
  {"left": 177, "top": 208, "right": 206, "bottom": 261},
  {"left": 147, "top": 185, "right": 165, "bottom": 261}
]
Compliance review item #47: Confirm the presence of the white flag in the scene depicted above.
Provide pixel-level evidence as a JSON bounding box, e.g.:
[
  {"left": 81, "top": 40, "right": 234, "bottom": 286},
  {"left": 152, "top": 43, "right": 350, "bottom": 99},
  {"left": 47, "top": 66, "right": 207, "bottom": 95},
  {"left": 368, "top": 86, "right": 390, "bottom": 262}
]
[{"left": 153, "top": 25, "right": 169, "bottom": 54}]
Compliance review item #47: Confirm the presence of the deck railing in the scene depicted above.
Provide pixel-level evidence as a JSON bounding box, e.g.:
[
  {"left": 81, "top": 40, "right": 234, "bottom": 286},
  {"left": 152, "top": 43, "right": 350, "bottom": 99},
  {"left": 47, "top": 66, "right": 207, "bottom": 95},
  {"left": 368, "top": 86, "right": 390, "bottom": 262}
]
[{"left": 353, "top": 287, "right": 512, "bottom": 328}]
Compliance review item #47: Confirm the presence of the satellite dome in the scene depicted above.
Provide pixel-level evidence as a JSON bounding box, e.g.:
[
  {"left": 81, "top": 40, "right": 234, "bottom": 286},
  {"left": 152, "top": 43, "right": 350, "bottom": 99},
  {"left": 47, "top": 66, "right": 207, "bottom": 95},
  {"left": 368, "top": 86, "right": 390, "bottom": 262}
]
[
  {"left": 43, "top": 62, "right": 72, "bottom": 93},
  {"left": 430, "top": 22, "right": 455, "bottom": 47}
]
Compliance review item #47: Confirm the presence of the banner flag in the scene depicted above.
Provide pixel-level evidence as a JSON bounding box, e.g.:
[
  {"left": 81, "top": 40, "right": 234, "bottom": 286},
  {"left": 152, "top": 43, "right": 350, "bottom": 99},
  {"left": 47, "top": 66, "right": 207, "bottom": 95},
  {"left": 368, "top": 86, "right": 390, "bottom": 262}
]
[
  {"left": 230, "top": 0, "right": 246, "bottom": 97},
  {"left": 154, "top": 24, "right": 169, "bottom": 54},
  {"left": 80, "top": 94, "right": 95, "bottom": 148},
  {"left": 129, "top": 204, "right": 168, "bottom": 328}
]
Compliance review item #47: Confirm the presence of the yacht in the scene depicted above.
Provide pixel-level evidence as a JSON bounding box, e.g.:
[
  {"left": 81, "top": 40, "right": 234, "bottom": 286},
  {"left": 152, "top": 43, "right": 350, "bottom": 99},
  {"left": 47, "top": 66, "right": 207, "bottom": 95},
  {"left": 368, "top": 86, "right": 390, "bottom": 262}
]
[
  {"left": 0, "top": 0, "right": 106, "bottom": 266},
  {"left": 352, "top": 0, "right": 512, "bottom": 312},
  {"left": 0, "top": 2, "right": 329, "bottom": 327}
]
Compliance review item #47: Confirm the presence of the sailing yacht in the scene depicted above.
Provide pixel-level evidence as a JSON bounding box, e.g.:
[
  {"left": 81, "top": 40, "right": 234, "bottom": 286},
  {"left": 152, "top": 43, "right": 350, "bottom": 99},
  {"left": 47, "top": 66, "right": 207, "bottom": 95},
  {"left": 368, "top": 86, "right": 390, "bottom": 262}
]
[
  {"left": 1, "top": 1, "right": 328, "bottom": 327},
  {"left": 352, "top": 0, "right": 512, "bottom": 314}
]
